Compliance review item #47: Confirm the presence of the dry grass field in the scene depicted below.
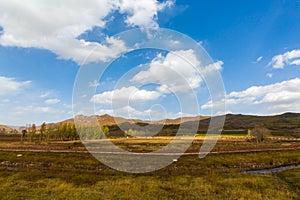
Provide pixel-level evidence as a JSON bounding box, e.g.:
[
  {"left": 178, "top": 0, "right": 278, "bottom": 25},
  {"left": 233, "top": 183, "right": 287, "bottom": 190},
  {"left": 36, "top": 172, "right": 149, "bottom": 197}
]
[{"left": 0, "top": 135, "right": 300, "bottom": 199}]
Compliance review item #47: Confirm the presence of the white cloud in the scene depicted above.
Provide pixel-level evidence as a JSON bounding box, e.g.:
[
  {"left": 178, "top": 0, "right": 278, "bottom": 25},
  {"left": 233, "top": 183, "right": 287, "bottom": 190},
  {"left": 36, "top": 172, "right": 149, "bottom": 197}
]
[
  {"left": 96, "top": 105, "right": 196, "bottom": 120},
  {"left": 14, "top": 106, "right": 60, "bottom": 115},
  {"left": 1, "top": 102, "right": 72, "bottom": 125},
  {"left": 118, "top": 0, "right": 174, "bottom": 28},
  {"left": 89, "top": 80, "right": 100, "bottom": 88},
  {"left": 228, "top": 79, "right": 299, "bottom": 100},
  {"left": 255, "top": 56, "right": 263, "bottom": 63},
  {"left": 96, "top": 108, "right": 114, "bottom": 116},
  {"left": 290, "top": 59, "right": 300, "bottom": 65},
  {"left": 269, "top": 49, "right": 300, "bottom": 69},
  {"left": 45, "top": 98, "right": 60, "bottom": 105},
  {"left": 169, "top": 40, "right": 180, "bottom": 46},
  {"left": 0, "top": 76, "right": 31, "bottom": 95},
  {"left": 266, "top": 73, "right": 273, "bottom": 78},
  {"left": 57, "top": 37, "right": 127, "bottom": 63},
  {"left": 91, "top": 86, "right": 161, "bottom": 105},
  {"left": 1, "top": 101, "right": 73, "bottom": 125},
  {"left": 131, "top": 50, "right": 223, "bottom": 93},
  {"left": 0, "top": 1, "right": 120, "bottom": 63},
  {"left": 202, "top": 60, "right": 223, "bottom": 74},
  {"left": 0, "top": 0, "right": 172, "bottom": 64},
  {"left": 97, "top": 105, "right": 146, "bottom": 118},
  {"left": 201, "top": 78, "right": 300, "bottom": 115},
  {"left": 0, "top": 76, "right": 71, "bottom": 125},
  {"left": 40, "top": 92, "right": 50, "bottom": 98},
  {"left": 197, "top": 41, "right": 204, "bottom": 46}
]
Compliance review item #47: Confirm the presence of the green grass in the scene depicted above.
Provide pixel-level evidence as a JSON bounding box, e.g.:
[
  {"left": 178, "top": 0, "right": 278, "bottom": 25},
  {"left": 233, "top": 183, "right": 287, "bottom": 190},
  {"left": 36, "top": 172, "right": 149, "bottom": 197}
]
[
  {"left": 0, "top": 170, "right": 298, "bottom": 199},
  {"left": 1, "top": 149, "right": 300, "bottom": 199}
]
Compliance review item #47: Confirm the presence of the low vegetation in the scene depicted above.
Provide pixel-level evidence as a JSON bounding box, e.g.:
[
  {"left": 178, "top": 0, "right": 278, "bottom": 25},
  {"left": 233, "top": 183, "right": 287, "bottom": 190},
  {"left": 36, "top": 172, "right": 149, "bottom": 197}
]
[
  {"left": 250, "top": 124, "right": 271, "bottom": 143},
  {"left": 0, "top": 149, "right": 300, "bottom": 199},
  {"left": 1, "top": 113, "right": 300, "bottom": 199}
]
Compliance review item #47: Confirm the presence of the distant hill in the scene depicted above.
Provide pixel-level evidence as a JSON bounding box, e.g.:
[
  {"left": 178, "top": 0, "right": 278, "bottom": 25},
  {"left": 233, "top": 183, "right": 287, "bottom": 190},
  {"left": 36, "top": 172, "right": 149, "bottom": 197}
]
[
  {"left": 0, "top": 124, "right": 13, "bottom": 133},
  {"left": 2, "top": 112, "right": 300, "bottom": 136},
  {"left": 149, "top": 116, "right": 210, "bottom": 125},
  {"left": 38, "top": 112, "right": 300, "bottom": 129},
  {"left": 0, "top": 124, "right": 12, "bottom": 130},
  {"left": 57, "top": 114, "right": 138, "bottom": 126},
  {"left": 193, "top": 112, "right": 300, "bottom": 136},
  {"left": 51, "top": 114, "right": 210, "bottom": 126},
  {"left": 220, "top": 112, "right": 300, "bottom": 130}
]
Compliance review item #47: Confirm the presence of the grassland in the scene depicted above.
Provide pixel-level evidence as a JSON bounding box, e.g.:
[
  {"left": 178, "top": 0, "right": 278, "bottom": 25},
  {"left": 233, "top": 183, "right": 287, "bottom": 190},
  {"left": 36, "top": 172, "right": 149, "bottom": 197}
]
[
  {"left": 0, "top": 169, "right": 299, "bottom": 199},
  {"left": 0, "top": 135, "right": 300, "bottom": 199},
  {"left": 1, "top": 134, "right": 299, "bottom": 153}
]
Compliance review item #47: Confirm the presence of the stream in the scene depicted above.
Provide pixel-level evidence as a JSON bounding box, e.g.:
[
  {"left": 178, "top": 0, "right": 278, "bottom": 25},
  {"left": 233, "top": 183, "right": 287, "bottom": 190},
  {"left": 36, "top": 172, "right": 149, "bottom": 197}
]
[{"left": 245, "top": 164, "right": 300, "bottom": 174}]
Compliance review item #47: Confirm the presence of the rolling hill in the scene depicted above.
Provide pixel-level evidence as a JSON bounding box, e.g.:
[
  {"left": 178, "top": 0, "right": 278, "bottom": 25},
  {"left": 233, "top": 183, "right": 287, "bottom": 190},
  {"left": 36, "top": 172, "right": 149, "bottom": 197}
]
[
  {"left": 0, "top": 124, "right": 13, "bottom": 133},
  {"left": 2, "top": 112, "right": 300, "bottom": 136},
  {"left": 47, "top": 112, "right": 300, "bottom": 137}
]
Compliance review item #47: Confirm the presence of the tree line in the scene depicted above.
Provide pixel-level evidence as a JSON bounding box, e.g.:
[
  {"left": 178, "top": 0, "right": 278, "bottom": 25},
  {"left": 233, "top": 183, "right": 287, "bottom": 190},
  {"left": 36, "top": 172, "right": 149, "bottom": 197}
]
[{"left": 20, "top": 122, "right": 110, "bottom": 143}]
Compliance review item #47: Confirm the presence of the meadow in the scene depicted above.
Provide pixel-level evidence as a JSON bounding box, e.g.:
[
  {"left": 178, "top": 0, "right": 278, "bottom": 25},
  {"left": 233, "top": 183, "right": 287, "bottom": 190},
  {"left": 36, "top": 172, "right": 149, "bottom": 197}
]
[{"left": 0, "top": 135, "right": 300, "bottom": 199}]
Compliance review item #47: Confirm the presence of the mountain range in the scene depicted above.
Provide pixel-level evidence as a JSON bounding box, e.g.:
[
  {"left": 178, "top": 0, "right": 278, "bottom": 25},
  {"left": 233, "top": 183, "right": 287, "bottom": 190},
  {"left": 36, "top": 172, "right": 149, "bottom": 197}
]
[
  {"left": 1, "top": 112, "right": 300, "bottom": 136},
  {"left": 55, "top": 112, "right": 300, "bottom": 136}
]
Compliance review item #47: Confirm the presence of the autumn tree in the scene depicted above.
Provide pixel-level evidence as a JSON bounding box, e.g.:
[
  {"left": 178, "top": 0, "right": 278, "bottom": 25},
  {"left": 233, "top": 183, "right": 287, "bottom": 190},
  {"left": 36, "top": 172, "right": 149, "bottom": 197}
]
[
  {"left": 251, "top": 124, "right": 270, "bottom": 143},
  {"left": 101, "top": 125, "right": 109, "bottom": 137},
  {"left": 70, "top": 124, "right": 78, "bottom": 140},
  {"left": 29, "top": 124, "right": 36, "bottom": 143},
  {"left": 0, "top": 128, "right": 6, "bottom": 135},
  {"left": 21, "top": 129, "right": 27, "bottom": 143},
  {"left": 40, "top": 122, "right": 46, "bottom": 142}
]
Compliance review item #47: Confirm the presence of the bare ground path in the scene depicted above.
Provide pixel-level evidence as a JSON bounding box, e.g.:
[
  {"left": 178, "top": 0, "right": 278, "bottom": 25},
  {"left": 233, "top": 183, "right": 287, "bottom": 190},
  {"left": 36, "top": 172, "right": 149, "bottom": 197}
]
[{"left": 0, "top": 144, "right": 299, "bottom": 155}]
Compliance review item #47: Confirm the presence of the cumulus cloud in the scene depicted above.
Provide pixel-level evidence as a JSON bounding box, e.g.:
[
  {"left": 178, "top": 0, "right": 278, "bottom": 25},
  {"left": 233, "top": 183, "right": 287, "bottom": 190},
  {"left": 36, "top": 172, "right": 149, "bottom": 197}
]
[
  {"left": 201, "top": 78, "right": 300, "bottom": 115},
  {"left": 118, "top": 0, "right": 174, "bottom": 28},
  {"left": 45, "top": 98, "right": 60, "bottom": 105},
  {"left": 269, "top": 49, "right": 300, "bottom": 69},
  {"left": 91, "top": 86, "right": 161, "bottom": 105},
  {"left": 131, "top": 50, "right": 223, "bottom": 93},
  {"left": 202, "top": 60, "right": 223, "bottom": 74},
  {"left": 0, "top": 0, "right": 172, "bottom": 63},
  {"left": 0, "top": 76, "right": 31, "bottom": 95}
]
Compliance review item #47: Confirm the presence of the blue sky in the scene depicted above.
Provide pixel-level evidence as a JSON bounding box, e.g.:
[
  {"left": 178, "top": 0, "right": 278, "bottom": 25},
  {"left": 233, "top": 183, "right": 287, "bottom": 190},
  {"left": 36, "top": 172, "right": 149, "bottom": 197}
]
[{"left": 0, "top": 0, "right": 300, "bottom": 125}]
